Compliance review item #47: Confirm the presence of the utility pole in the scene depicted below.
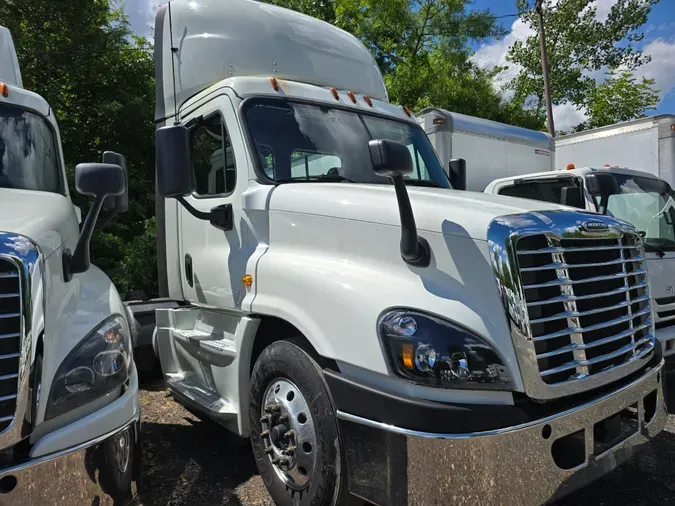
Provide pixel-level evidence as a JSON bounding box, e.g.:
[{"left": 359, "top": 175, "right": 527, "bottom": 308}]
[{"left": 536, "top": 0, "right": 555, "bottom": 136}]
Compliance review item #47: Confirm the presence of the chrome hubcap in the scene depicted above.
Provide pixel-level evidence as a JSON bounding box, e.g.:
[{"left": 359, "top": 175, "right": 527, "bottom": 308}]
[
  {"left": 112, "top": 428, "right": 131, "bottom": 474},
  {"left": 261, "top": 378, "right": 317, "bottom": 490}
]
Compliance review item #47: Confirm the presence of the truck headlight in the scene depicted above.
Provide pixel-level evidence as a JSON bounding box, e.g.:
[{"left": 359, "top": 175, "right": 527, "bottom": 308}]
[
  {"left": 378, "top": 309, "right": 513, "bottom": 390},
  {"left": 46, "top": 315, "right": 131, "bottom": 420}
]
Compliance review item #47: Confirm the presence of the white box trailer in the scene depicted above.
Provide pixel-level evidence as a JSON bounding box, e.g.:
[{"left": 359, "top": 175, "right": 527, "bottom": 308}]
[
  {"left": 556, "top": 115, "right": 675, "bottom": 186},
  {"left": 416, "top": 107, "right": 554, "bottom": 191}
]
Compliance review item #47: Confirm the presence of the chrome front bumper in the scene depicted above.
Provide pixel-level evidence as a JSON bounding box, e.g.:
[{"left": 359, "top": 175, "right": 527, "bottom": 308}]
[
  {"left": 337, "top": 362, "right": 667, "bottom": 506},
  {"left": 0, "top": 419, "right": 140, "bottom": 506}
]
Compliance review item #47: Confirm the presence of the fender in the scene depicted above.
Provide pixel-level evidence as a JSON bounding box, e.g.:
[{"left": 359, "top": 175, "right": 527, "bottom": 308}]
[{"left": 251, "top": 213, "right": 525, "bottom": 396}]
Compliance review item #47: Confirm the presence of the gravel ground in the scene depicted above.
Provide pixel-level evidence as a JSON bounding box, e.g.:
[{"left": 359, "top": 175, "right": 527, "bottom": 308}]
[{"left": 134, "top": 377, "right": 675, "bottom": 506}]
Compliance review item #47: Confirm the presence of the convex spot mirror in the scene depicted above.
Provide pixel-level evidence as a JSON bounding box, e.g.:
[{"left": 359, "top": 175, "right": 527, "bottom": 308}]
[
  {"left": 75, "top": 163, "right": 126, "bottom": 198},
  {"left": 156, "top": 124, "right": 193, "bottom": 198},
  {"left": 368, "top": 138, "right": 413, "bottom": 178}
]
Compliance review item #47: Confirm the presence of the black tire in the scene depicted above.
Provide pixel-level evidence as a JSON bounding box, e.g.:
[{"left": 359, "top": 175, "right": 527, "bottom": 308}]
[
  {"left": 100, "top": 424, "right": 136, "bottom": 504},
  {"left": 249, "top": 340, "right": 347, "bottom": 506}
]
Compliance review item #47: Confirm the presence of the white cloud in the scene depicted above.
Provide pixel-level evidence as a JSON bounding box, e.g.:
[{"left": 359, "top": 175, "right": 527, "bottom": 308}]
[
  {"left": 553, "top": 102, "right": 589, "bottom": 131},
  {"left": 634, "top": 38, "right": 675, "bottom": 100}
]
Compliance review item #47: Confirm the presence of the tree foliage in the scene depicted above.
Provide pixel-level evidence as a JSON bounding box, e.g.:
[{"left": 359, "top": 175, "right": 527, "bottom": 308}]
[
  {"left": 575, "top": 70, "right": 659, "bottom": 131},
  {"left": 507, "top": 0, "right": 659, "bottom": 131},
  {"left": 1, "top": 0, "right": 158, "bottom": 297}
]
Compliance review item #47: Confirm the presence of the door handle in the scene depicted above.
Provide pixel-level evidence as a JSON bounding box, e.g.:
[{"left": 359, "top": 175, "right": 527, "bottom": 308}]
[{"left": 185, "top": 254, "right": 194, "bottom": 287}]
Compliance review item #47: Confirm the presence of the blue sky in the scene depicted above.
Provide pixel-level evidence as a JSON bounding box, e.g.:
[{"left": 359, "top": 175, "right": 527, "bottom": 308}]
[{"left": 123, "top": 0, "right": 675, "bottom": 130}]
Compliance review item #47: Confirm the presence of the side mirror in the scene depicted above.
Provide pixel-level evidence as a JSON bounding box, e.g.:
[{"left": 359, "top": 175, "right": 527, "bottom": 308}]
[
  {"left": 585, "top": 173, "right": 619, "bottom": 215},
  {"left": 449, "top": 158, "right": 466, "bottom": 191},
  {"left": 561, "top": 186, "right": 584, "bottom": 209},
  {"left": 368, "top": 139, "right": 430, "bottom": 268},
  {"left": 102, "top": 151, "right": 129, "bottom": 215},
  {"left": 156, "top": 124, "right": 193, "bottom": 198},
  {"left": 65, "top": 163, "right": 126, "bottom": 280}
]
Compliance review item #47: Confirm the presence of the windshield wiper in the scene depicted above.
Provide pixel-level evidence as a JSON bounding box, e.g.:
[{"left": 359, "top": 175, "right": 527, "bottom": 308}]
[
  {"left": 274, "top": 174, "right": 357, "bottom": 184},
  {"left": 643, "top": 243, "right": 666, "bottom": 258}
]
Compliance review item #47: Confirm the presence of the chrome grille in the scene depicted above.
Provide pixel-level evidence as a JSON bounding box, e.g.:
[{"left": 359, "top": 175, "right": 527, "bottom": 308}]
[
  {"left": 0, "top": 260, "right": 20, "bottom": 432},
  {"left": 653, "top": 296, "right": 675, "bottom": 331},
  {"left": 517, "top": 234, "right": 654, "bottom": 385}
]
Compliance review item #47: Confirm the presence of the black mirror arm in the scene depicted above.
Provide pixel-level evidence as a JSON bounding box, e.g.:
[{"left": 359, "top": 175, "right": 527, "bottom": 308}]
[
  {"left": 64, "top": 194, "right": 106, "bottom": 281},
  {"left": 176, "top": 196, "right": 233, "bottom": 231},
  {"left": 391, "top": 175, "right": 431, "bottom": 267},
  {"left": 598, "top": 194, "right": 610, "bottom": 215}
]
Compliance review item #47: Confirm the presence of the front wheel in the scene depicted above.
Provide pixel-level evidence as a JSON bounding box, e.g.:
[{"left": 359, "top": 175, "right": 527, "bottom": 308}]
[{"left": 249, "top": 340, "right": 347, "bottom": 506}]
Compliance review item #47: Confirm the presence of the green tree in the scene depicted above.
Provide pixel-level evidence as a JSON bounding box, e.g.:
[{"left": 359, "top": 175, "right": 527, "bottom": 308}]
[
  {"left": 1, "top": 0, "right": 158, "bottom": 296},
  {"left": 507, "top": 0, "right": 659, "bottom": 131},
  {"left": 575, "top": 70, "right": 659, "bottom": 131}
]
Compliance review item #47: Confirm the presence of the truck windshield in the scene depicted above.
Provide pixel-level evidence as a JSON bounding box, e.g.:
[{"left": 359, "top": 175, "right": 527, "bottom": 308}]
[
  {"left": 600, "top": 174, "right": 675, "bottom": 251},
  {"left": 243, "top": 98, "right": 450, "bottom": 188},
  {"left": 0, "top": 103, "right": 63, "bottom": 194}
]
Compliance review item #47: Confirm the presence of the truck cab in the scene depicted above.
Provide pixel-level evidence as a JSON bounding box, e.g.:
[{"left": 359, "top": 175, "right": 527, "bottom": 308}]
[
  {"left": 0, "top": 26, "right": 140, "bottom": 504},
  {"left": 151, "top": 2, "right": 667, "bottom": 505},
  {"left": 486, "top": 166, "right": 675, "bottom": 360}
]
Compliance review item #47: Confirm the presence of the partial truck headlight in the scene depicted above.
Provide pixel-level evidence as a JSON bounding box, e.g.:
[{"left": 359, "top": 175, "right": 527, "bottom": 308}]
[
  {"left": 46, "top": 315, "right": 131, "bottom": 420},
  {"left": 378, "top": 309, "right": 513, "bottom": 390}
]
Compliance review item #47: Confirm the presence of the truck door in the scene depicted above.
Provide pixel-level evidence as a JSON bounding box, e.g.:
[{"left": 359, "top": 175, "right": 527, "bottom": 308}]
[{"left": 177, "top": 95, "right": 250, "bottom": 309}]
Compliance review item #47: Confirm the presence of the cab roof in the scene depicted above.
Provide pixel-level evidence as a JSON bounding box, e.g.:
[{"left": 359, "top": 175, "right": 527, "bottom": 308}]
[{"left": 155, "top": 0, "right": 388, "bottom": 122}]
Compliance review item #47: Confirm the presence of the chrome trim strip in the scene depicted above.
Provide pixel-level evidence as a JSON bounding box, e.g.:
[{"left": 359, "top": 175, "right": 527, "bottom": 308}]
[
  {"left": 526, "top": 280, "right": 648, "bottom": 307},
  {"left": 529, "top": 294, "right": 650, "bottom": 324},
  {"left": 487, "top": 210, "right": 655, "bottom": 400},
  {"left": 523, "top": 269, "right": 645, "bottom": 289},
  {"left": 0, "top": 333, "right": 20, "bottom": 340},
  {"left": 0, "top": 293, "right": 19, "bottom": 299},
  {"left": 0, "top": 313, "right": 20, "bottom": 319},
  {"left": 0, "top": 395, "right": 17, "bottom": 402},
  {"left": 0, "top": 415, "right": 13, "bottom": 423},
  {"left": 520, "top": 256, "right": 642, "bottom": 272},
  {"left": 0, "top": 273, "right": 18, "bottom": 279},
  {"left": 0, "top": 353, "right": 20, "bottom": 361},
  {"left": 0, "top": 233, "right": 45, "bottom": 448},
  {"left": 533, "top": 308, "right": 652, "bottom": 342},
  {"left": 518, "top": 244, "right": 635, "bottom": 254},
  {"left": 337, "top": 361, "right": 663, "bottom": 438},
  {"left": 536, "top": 328, "right": 653, "bottom": 359},
  {"left": 539, "top": 341, "right": 650, "bottom": 377}
]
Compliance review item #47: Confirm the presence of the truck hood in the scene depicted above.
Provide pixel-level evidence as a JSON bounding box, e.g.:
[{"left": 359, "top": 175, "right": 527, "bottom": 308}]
[
  {"left": 269, "top": 183, "right": 570, "bottom": 241},
  {"left": 0, "top": 189, "right": 78, "bottom": 257}
]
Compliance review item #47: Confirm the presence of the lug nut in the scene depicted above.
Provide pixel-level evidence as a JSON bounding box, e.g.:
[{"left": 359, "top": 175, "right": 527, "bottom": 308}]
[
  {"left": 264, "top": 446, "right": 274, "bottom": 455},
  {"left": 264, "top": 404, "right": 281, "bottom": 414},
  {"left": 272, "top": 457, "right": 290, "bottom": 466},
  {"left": 261, "top": 430, "right": 270, "bottom": 438},
  {"left": 284, "top": 430, "right": 295, "bottom": 439},
  {"left": 278, "top": 414, "right": 289, "bottom": 423},
  {"left": 260, "top": 415, "right": 270, "bottom": 424},
  {"left": 282, "top": 446, "right": 296, "bottom": 456}
]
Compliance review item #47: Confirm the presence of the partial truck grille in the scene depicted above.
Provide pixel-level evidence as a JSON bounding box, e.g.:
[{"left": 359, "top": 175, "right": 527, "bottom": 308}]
[
  {"left": 653, "top": 296, "right": 675, "bottom": 331},
  {"left": 517, "top": 234, "right": 654, "bottom": 385},
  {"left": 0, "top": 259, "right": 20, "bottom": 432}
]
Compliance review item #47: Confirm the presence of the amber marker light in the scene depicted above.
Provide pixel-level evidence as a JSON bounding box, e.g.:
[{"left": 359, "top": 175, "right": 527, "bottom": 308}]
[
  {"left": 364, "top": 95, "right": 373, "bottom": 107},
  {"left": 347, "top": 91, "right": 357, "bottom": 103},
  {"left": 270, "top": 77, "right": 280, "bottom": 91},
  {"left": 402, "top": 343, "right": 414, "bottom": 369},
  {"left": 0, "top": 83, "right": 8, "bottom": 98},
  {"left": 242, "top": 274, "right": 253, "bottom": 291}
]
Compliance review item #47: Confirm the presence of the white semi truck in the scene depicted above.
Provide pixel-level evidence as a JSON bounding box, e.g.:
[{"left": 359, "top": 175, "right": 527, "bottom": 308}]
[
  {"left": 555, "top": 115, "right": 675, "bottom": 186},
  {"left": 0, "top": 26, "right": 140, "bottom": 505},
  {"left": 151, "top": 2, "right": 667, "bottom": 505}
]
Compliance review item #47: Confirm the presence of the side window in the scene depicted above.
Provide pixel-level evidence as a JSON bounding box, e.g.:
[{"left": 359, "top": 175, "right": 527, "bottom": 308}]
[
  {"left": 406, "top": 144, "right": 430, "bottom": 181},
  {"left": 290, "top": 151, "right": 342, "bottom": 178},
  {"left": 191, "top": 114, "right": 236, "bottom": 196}
]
